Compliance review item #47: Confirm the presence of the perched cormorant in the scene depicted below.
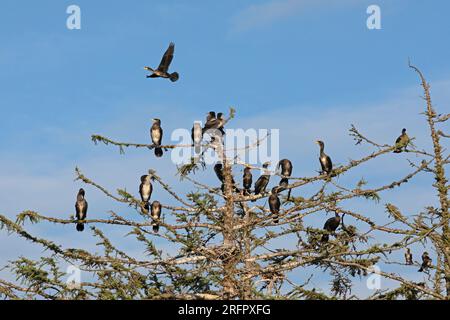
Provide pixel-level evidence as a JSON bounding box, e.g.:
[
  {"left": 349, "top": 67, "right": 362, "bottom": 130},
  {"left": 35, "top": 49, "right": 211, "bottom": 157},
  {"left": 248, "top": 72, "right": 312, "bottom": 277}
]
[
  {"left": 192, "top": 122, "right": 203, "bottom": 154},
  {"left": 206, "top": 111, "right": 216, "bottom": 123},
  {"left": 217, "top": 112, "right": 226, "bottom": 135},
  {"left": 215, "top": 163, "right": 237, "bottom": 192},
  {"left": 316, "top": 140, "right": 333, "bottom": 176},
  {"left": 144, "top": 42, "right": 179, "bottom": 82},
  {"left": 151, "top": 201, "right": 162, "bottom": 233},
  {"left": 75, "top": 188, "right": 88, "bottom": 232},
  {"left": 278, "top": 159, "right": 293, "bottom": 185},
  {"left": 418, "top": 252, "right": 432, "bottom": 272},
  {"left": 268, "top": 187, "right": 281, "bottom": 224},
  {"left": 405, "top": 248, "right": 413, "bottom": 265},
  {"left": 139, "top": 174, "right": 153, "bottom": 205},
  {"left": 203, "top": 111, "right": 218, "bottom": 134},
  {"left": 151, "top": 118, "right": 164, "bottom": 157},
  {"left": 321, "top": 213, "right": 340, "bottom": 242},
  {"left": 253, "top": 162, "right": 271, "bottom": 201},
  {"left": 243, "top": 166, "right": 253, "bottom": 196},
  {"left": 393, "top": 128, "right": 410, "bottom": 153},
  {"left": 214, "top": 163, "right": 225, "bottom": 183},
  {"left": 278, "top": 159, "right": 293, "bottom": 200}
]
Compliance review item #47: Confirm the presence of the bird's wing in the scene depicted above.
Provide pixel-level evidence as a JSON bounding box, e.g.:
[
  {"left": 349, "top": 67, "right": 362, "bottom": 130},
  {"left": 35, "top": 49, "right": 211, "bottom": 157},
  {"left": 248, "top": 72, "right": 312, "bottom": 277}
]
[
  {"left": 326, "top": 156, "right": 333, "bottom": 169},
  {"left": 158, "top": 42, "right": 175, "bottom": 72},
  {"left": 139, "top": 183, "right": 144, "bottom": 201}
]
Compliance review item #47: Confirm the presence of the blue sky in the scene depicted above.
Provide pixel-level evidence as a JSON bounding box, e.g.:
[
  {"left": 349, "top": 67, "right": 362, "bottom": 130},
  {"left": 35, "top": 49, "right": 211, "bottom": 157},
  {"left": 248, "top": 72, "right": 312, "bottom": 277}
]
[{"left": 0, "top": 0, "right": 449, "bottom": 297}]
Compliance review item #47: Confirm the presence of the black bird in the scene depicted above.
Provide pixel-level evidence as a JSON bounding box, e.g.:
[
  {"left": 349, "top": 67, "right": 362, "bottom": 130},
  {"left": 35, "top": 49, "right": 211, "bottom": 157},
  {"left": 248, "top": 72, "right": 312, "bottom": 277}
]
[
  {"left": 151, "top": 118, "right": 163, "bottom": 157},
  {"left": 268, "top": 187, "right": 281, "bottom": 224},
  {"left": 142, "top": 202, "right": 150, "bottom": 216},
  {"left": 253, "top": 162, "right": 271, "bottom": 201},
  {"left": 316, "top": 140, "right": 333, "bottom": 176},
  {"left": 203, "top": 111, "right": 218, "bottom": 135},
  {"left": 278, "top": 159, "right": 293, "bottom": 185},
  {"left": 139, "top": 174, "right": 153, "bottom": 205},
  {"left": 321, "top": 213, "right": 341, "bottom": 242},
  {"left": 405, "top": 248, "right": 413, "bottom": 265},
  {"left": 278, "top": 159, "right": 293, "bottom": 200},
  {"left": 214, "top": 163, "right": 225, "bottom": 183},
  {"left": 418, "top": 252, "right": 432, "bottom": 272},
  {"left": 215, "top": 163, "right": 237, "bottom": 192},
  {"left": 393, "top": 128, "right": 410, "bottom": 153},
  {"left": 151, "top": 201, "right": 162, "bottom": 233},
  {"left": 243, "top": 166, "right": 253, "bottom": 196},
  {"left": 192, "top": 121, "right": 203, "bottom": 154},
  {"left": 216, "top": 112, "right": 226, "bottom": 135},
  {"left": 75, "top": 188, "right": 88, "bottom": 232},
  {"left": 206, "top": 111, "right": 216, "bottom": 122},
  {"left": 144, "top": 42, "right": 179, "bottom": 82}
]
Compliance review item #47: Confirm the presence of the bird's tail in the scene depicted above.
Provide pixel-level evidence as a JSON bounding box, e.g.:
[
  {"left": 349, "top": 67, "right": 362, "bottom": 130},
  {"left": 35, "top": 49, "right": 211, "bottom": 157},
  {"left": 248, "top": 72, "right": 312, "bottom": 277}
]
[
  {"left": 155, "top": 147, "right": 163, "bottom": 158},
  {"left": 153, "top": 224, "right": 160, "bottom": 233},
  {"left": 273, "top": 214, "right": 279, "bottom": 224},
  {"left": 142, "top": 202, "right": 150, "bottom": 215},
  {"left": 170, "top": 72, "right": 179, "bottom": 82},
  {"left": 76, "top": 223, "right": 85, "bottom": 232},
  {"left": 418, "top": 267, "right": 423, "bottom": 272},
  {"left": 321, "top": 234, "right": 329, "bottom": 243}
]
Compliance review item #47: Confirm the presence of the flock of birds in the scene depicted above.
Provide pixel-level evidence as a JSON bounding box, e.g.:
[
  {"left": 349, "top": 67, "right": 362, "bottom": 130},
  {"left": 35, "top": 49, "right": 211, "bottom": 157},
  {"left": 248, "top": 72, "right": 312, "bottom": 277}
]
[{"left": 74, "top": 43, "right": 431, "bottom": 273}]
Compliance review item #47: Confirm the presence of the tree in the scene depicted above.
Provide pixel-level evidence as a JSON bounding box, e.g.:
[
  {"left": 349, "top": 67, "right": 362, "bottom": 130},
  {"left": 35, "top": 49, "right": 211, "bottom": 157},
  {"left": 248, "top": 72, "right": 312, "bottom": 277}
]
[{"left": 0, "top": 64, "right": 448, "bottom": 300}]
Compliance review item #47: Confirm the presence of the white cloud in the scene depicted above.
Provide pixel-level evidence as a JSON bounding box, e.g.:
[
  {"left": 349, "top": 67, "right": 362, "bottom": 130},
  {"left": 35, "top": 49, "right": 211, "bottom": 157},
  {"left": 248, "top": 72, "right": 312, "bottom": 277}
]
[{"left": 230, "top": 0, "right": 359, "bottom": 33}]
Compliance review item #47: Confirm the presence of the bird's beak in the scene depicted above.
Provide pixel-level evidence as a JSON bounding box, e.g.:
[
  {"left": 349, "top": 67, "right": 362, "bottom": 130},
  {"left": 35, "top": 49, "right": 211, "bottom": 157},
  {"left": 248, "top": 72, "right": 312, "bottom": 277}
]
[{"left": 315, "top": 140, "right": 320, "bottom": 144}]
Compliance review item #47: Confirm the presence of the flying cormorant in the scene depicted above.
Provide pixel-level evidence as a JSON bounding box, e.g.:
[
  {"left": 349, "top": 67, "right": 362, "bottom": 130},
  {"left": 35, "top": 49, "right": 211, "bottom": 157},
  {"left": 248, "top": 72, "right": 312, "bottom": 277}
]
[
  {"left": 144, "top": 42, "right": 179, "bottom": 82},
  {"left": 151, "top": 118, "right": 164, "bottom": 157},
  {"left": 75, "top": 188, "right": 88, "bottom": 232}
]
